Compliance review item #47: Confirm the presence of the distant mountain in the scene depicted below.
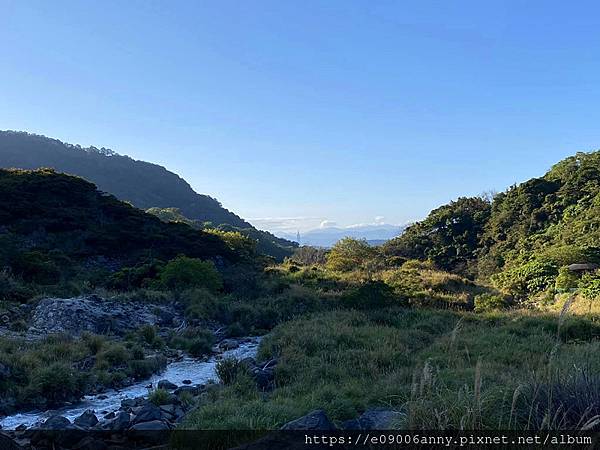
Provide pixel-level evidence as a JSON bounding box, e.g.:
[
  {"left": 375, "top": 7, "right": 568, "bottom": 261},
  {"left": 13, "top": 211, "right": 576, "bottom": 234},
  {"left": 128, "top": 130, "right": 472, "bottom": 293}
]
[
  {"left": 281, "top": 223, "right": 406, "bottom": 248},
  {"left": 0, "top": 131, "right": 297, "bottom": 260}
]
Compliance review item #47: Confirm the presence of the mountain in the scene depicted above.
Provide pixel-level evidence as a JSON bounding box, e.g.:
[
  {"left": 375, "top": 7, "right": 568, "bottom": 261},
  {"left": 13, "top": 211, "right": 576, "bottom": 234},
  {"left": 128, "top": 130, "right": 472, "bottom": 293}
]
[
  {"left": 146, "top": 207, "right": 297, "bottom": 261},
  {"left": 0, "top": 169, "right": 240, "bottom": 293},
  {"left": 281, "top": 223, "right": 405, "bottom": 248},
  {"left": 383, "top": 150, "right": 600, "bottom": 298},
  {"left": 0, "top": 131, "right": 297, "bottom": 260}
]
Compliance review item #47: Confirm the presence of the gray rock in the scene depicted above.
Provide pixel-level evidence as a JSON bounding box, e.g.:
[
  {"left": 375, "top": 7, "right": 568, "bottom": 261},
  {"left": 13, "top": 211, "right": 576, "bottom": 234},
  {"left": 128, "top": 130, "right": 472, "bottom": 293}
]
[
  {"left": 105, "top": 411, "right": 130, "bottom": 431},
  {"left": 342, "top": 408, "right": 404, "bottom": 430},
  {"left": 157, "top": 379, "right": 178, "bottom": 390},
  {"left": 130, "top": 420, "right": 170, "bottom": 431},
  {"left": 103, "top": 412, "right": 115, "bottom": 420},
  {"left": 41, "top": 415, "right": 71, "bottom": 429},
  {"left": 280, "top": 410, "right": 336, "bottom": 430},
  {"left": 73, "top": 410, "right": 98, "bottom": 428},
  {"left": 174, "top": 385, "right": 201, "bottom": 396},
  {"left": 28, "top": 295, "right": 181, "bottom": 337},
  {"left": 71, "top": 436, "right": 108, "bottom": 450},
  {"left": 182, "top": 379, "right": 192, "bottom": 385},
  {"left": 0, "top": 432, "right": 21, "bottom": 450},
  {"left": 131, "top": 404, "right": 163, "bottom": 424}
]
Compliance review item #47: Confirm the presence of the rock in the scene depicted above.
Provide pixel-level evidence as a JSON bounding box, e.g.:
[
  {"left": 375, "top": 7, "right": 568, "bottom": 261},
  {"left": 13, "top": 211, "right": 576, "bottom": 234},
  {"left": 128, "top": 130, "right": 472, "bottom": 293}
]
[
  {"left": 280, "top": 410, "right": 336, "bottom": 430},
  {"left": 145, "top": 383, "right": 153, "bottom": 389},
  {"left": 0, "top": 432, "right": 20, "bottom": 450},
  {"left": 341, "top": 408, "right": 404, "bottom": 430},
  {"left": 182, "top": 379, "right": 192, "bottom": 385},
  {"left": 103, "top": 412, "right": 115, "bottom": 420},
  {"left": 74, "top": 410, "right": 98, "bottom": 428},
  {"left": 157, "top": 379, "right": 178, "bottom": 390},
  {"left": 28, "top": 295, "right": 181, "bottom": 337},
  {"left": 15, "top": 424, "right": 27, "bottom": 432},
  {"left": 131, "top": 404, "right": 163, "bottom": 424},
  {"left": 174, "top": 385, "right": 201, "bottom": 396},
  {"left": 105, "top": 411, "right": 130, "bottom": 431},
  {"left": 71, "top": 436, "right": 108, "bottom": 450},
  {"left": 130, "top": 420, "right": 170, "bottom": 431},
  {"left": 218, "top": 339, "right": 239, "bottom": 350},
  {"left": 97, "top": 394, "right": 108, "bottom": 400},
  {"left": 41, "top": 415, "right": 71, "bottom": 429}
]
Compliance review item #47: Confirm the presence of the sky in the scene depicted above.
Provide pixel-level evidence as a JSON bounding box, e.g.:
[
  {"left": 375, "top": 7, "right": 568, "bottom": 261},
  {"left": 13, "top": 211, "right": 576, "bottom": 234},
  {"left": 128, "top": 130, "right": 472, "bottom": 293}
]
[{"left": 2, "top": 1, "right": 600, "bottom": 233}]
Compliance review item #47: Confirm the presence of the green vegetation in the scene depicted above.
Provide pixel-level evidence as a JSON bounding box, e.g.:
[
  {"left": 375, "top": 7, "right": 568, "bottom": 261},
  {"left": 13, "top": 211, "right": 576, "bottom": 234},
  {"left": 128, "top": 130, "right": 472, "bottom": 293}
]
[
  {"left": 2, "top": 148, "right": 600, "bottom": 433},
  {"left": 0, "top": 332, "right": 166, "bottom": 412},
  {"left": 184, "top": 306, "right": 600, "bottom": 430}
]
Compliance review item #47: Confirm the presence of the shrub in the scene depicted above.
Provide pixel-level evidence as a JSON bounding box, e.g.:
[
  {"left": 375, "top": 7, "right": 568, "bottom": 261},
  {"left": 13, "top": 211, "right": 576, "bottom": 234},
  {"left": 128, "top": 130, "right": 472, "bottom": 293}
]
[
  {"left": 216, "top": 358, "right": 247, "bottom": 385},
  {"left": 555, "top": 266, "right": 580, "bottom": 292},
  {"left": 325, "top": 238, "right": 377, "bottom": 272},
  {"left": 82, "top": 333, "right": 106, "bottom": 354},
  {"left": 26, "top": 362, "right": 84, "bottom": 407},
  {"left": 491, "top": 259, "right": 558, "bottom": 299},
  {"left": 342, "top": 280, "right": 401, "bottom": 309},
  {"left": 159, "top": 256, "right": 223, "bottom": 292},
  {"left": 148, "top": 388, "right": 171, "bottom": 406},
  {"left": 127, "top": 355, "right": 167, "bottom": 379},
  {"left": 579, "top": 273, "right": 600, "bottom": 300},
  {"left": 96, "top": 343, "right": 129, "bottom": 367},
  {"left": 473, "top": 293, "right": 508, "bottom": 313}
]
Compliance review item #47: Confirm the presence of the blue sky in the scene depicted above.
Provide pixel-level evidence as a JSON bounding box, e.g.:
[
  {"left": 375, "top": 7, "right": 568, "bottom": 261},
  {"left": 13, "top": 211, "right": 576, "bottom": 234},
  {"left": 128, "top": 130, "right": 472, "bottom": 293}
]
[{"left": 2, "top": 1, "right": 600, "bottom": 233}]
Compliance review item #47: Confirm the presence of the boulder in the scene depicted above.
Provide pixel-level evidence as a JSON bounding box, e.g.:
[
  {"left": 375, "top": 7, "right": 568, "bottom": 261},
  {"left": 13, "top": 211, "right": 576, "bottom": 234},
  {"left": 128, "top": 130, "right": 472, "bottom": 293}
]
[
  {"left": 73, "top": 410, "right": 98, "bottom": 428},
  {"left": 71, "top": 436, "right": 108, "bottom": 450},
  {"left": 280, "top": 410, "right": 336, "bottom": 431},
  {"left": 0, "top": 433, "right": 19, "bottom": 450},
  {"left": 157, "top": 379, "right": 178, "bottom": 390},
  {"left": 130, "top": 420, "right": 170, "bottom": 431},
  {"left": 41, "top": 415, "right": 71, "bottom": 429},
  {"left": 131, "top": 404, "right": 163, "bottom": 424},
  {"left": 174, "top": 385, "right": 201, "bottom": 396},
  {"left": 182, "top": 379, "right": 192, "bottom": 385},
  {"left": 105, "top": 411, "right": 130, "bottom": 431},
  {"left": 28, "top": 295, "right": 180, "bottom": 337},
  {"left": 341, "top": 408, "right": 404, "bottom": 430}
]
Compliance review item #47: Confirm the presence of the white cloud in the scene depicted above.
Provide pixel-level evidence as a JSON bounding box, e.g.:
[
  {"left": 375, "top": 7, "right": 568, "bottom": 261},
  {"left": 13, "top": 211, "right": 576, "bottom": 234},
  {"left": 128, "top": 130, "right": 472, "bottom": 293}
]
[{"left": 319, "top": 220, "right": 337, "bottom": 229}]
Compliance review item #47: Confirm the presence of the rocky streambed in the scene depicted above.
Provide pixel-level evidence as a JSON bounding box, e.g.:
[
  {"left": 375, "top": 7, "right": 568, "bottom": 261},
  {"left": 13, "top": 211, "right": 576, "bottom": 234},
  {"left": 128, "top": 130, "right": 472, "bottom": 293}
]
[{"left": 0, "top": 336, "right": 268, "bottom": 432}]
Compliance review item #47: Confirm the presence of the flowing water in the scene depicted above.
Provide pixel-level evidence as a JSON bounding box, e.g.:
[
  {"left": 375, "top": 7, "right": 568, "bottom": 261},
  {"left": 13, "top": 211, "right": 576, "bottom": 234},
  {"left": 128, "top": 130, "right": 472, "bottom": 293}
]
[{"left": 0, "top": 337, "right": 261, "bottom": 430}]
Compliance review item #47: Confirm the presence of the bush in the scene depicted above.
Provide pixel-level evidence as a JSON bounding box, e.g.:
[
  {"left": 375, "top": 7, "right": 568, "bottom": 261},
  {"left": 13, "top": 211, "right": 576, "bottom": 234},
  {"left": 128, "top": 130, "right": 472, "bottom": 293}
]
[
  {"left": 148, "top": 388, "right": 171, "bottom": 406},
  {"left": 555, "top": 266, "right": 579, "bottom": 292},
  {"left": 473, "top": 293, "right": 509, "bottom": 313},
  {"left": 326, "top": 238, "right": 377, "bottom": 272},
  {"left": 26, "top": 362, "right": 84, "bottom": 407},
  {"left": 127, "top": 356, "right": 167, "bottom": 379},
  {"left": 159, "top": 256, "right": 223, "bottom": 292},
  {"left": 342, "top": 280, "right": 401, "bottom": 309},
  {"left": 579, "top": 273, "right": 600, "bottom": 300},
  {"left": 216, "top": 358, "right": 247, "bottom": 385},
  {"left": 82, "top": 333, "right": 106, "bottom": 354},
  {"left": 96, "top": 343, "right": 129, "bottom": 367},
  {"left": 491, "top": 259, "right": 558, "bottom": 299}
]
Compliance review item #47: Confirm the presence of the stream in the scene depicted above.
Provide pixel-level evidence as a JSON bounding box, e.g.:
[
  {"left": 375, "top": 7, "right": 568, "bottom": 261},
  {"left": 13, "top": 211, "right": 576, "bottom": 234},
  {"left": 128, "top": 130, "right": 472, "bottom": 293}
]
[{"left": 0, "top": 337, "right": 261, "bottom": 430}]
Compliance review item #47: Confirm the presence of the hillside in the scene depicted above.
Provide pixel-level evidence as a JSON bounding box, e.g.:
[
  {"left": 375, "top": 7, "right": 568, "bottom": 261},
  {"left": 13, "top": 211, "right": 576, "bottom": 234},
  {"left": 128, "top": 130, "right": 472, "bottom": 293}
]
[
  {"left": 0, "top": 168, "right": 240, "bottom": 294},
  {"left": 384, "top": 150, "right": 600, "bottom": 299},
  {"left": 0, "top": 131, "right": 297, "bottom": 259}
]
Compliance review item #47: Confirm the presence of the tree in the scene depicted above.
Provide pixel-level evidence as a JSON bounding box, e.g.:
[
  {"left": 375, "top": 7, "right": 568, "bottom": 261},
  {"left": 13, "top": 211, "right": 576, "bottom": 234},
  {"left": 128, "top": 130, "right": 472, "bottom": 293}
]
[
  {"left": 325, "top": 237, "right": 376, "bottom": 272},
  {"left": 159, "top": 256, "right": 223, "bottom": 292}
]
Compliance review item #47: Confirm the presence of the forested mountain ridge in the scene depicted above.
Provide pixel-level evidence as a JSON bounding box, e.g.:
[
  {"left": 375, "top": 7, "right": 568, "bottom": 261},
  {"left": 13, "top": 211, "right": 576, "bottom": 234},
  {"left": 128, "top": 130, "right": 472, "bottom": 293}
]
[
  {"left": 0, "top": 130, "right": 297, "bottom": 260},
  {"left": 384, "top": 150, "right": 600, "bottom": 299},
  {"left": 0, "top": 168, "right": 243, "bottom": 298},
  {"left": 0, "top": 130, "right": 249, "bottom": 227}
]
